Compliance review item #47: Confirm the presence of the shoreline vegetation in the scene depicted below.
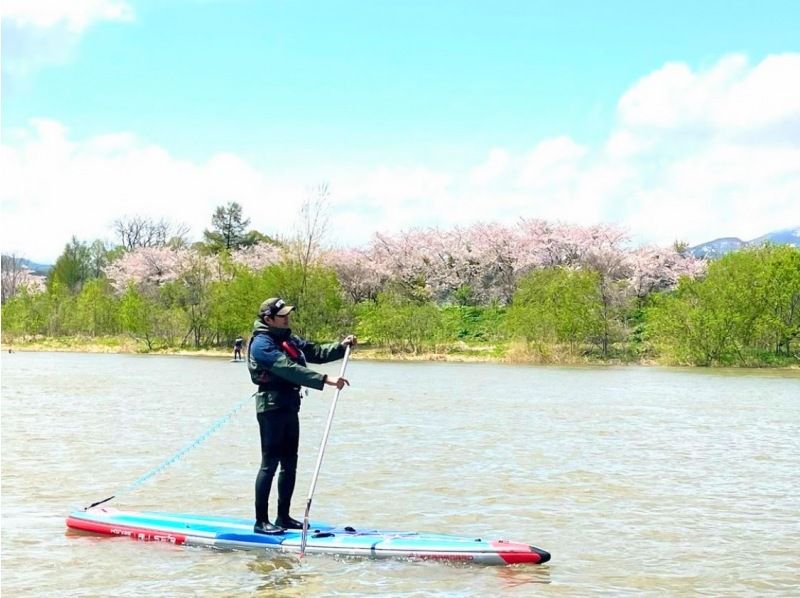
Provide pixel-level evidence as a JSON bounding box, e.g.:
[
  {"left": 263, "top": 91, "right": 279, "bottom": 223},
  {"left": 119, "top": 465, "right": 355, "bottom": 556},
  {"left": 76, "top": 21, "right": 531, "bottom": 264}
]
[
  {"left": 2, "top": 210, "right": 798, "bottom": 369},
  {"left": 3, "top": 337, "right": 798, "bottom": 369}
]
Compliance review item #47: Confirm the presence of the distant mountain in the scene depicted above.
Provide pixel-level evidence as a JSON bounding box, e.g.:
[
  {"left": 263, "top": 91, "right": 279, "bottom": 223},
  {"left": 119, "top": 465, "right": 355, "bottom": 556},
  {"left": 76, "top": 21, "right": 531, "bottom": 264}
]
[
  {"left": 22, "top": 258, "right": 53, "bottom": 274},
  {"left": 689, "top": 227, "right": 800, "bottom": 259},
  {"left": 748, "top": 228, "right": 800, "bottom": 247},
  {"left": 688, "top": 237, "right": 746, "bottom": 259},
  {"left": 1, "top": 256, "right": 52, "bottom": 275}
]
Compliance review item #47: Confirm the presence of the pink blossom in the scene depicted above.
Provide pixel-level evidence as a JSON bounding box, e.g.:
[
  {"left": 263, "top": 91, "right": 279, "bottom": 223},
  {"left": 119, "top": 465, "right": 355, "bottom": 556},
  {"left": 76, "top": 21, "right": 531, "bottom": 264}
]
[
  {"left": 627, "top": 245, "right": 707, "bottom": 298},
  {"left": 231, "top": 242, "right": 283, "bottom": 271},
  {"left": 104, "top": 247, "right": 222, "bottom": 293},
  {"left": 322, "top": 247, "right": 386, "bottom": 302}
]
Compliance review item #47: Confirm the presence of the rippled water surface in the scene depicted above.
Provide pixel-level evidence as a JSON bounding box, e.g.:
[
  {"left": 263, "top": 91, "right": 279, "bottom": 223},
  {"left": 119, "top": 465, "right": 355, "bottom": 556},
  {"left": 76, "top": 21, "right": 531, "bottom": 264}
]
[{"left": 2, "top": 352, "right": 799, "bottom": 596}]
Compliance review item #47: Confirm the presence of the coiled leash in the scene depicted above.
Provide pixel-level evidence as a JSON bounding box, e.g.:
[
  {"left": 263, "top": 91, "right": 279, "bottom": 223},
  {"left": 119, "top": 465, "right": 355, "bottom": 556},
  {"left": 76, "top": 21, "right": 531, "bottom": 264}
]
[{"left": 84, "top": 393, "right": 254, "bottom": 510}]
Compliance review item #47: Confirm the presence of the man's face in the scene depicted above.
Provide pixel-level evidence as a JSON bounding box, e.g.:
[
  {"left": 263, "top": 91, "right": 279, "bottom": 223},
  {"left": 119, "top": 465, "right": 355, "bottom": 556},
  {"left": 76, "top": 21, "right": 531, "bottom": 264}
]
[{"left": 266, "top": 313, "right": 291, "bottom": 329}]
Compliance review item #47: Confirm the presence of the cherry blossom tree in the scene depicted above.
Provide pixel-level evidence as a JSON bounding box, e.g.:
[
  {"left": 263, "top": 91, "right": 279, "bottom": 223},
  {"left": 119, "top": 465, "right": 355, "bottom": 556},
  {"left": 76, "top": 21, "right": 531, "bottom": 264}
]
[
  {"left": 230, "top": 242, "right": 283, "bottom": 272},
  {"left": 319, "top": 219, "right": 704, "bottom": 309},
  {"left": 113, "top": 216, "right": 189, "bottom": 250},
  {"left": 104, "top": 246, "right": 183, "bottom": 292},
  {"left": 627, "top": 246, "right": 707, "bottom": 300},
  {"left": 322, "top": 247, "right": 385, "bottom": 303},
  {"left": 461, "top": 223, "right": 522, "bottom": 303},
  {"left": 1, "top": 255, "right": 46, "bottom": 303}
]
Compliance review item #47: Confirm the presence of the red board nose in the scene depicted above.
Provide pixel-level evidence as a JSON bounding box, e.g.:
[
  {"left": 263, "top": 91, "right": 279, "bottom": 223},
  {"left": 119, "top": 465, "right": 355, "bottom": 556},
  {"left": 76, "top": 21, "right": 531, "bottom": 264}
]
[{"left": 490, "top": 540, "right": 551, "bottom": 564}]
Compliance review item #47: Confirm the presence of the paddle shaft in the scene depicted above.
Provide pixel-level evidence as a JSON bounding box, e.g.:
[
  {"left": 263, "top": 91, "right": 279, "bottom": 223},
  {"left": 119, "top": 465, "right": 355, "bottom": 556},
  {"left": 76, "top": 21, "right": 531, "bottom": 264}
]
[{"left": 300, "top": 344, "right": 351, "bottom": 557}]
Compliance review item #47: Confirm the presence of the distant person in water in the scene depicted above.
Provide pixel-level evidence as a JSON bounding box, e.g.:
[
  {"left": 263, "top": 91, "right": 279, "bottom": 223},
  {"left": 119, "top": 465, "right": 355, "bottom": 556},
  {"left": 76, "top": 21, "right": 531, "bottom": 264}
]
[
  {"left": 247, "top": 297, "right": 356, "bottom": 534},
  {"left": 233, "top": 337, "right": 244, "bottom": 361}
]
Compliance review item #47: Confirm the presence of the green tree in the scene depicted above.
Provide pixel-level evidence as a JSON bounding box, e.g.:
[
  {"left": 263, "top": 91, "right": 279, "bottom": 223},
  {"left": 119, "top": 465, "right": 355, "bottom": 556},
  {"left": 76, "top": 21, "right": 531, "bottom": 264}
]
[
  {"left": 507, "top": 267, "right": 605, "bottom": 354},
  {"left": 43, "top": 281, "right": 76, "bottom": 336},
  {"left": 0, "top": 287, "right": 50, "bottom": 338},
  {"left": 47, "top": 237, "right": 93, "bottom": 293},
  {"left": 208, "top": 260, "right": 347, "bottom": 345},
  {"left": 356, "top": 291, "right": 443, "bottom": 354},
  {"left": 646, "top": 245, "right": 800, "bottom": 365},
  {"left": 440, "top": 304, "right": 506, "bottom": 342},
  {"left": 203, "top": 202, "right": 259, "bottom": 253},
  {"left": 170, "top": 252, "right": 216, "bottom": 347},
  {"left": 247, "top": 261, "right": 347, "bottom": 340},
  {"left": 759, "top": 245, "right": 800, "bottom": 356},
  {"left": 87, "top": 240, "right": 112, "bottom": 279},
  {"left": 673, "top": 239, "right": 690, "bottom": 254},
  {"left": 208, "top": 266, "right": 263, "bottom": 343},
  {"left": 73, "top": 278, "right": 119, "bottom": 336},
  {"left": 119, "top": 284, "right": 155, "bottom": 350}
]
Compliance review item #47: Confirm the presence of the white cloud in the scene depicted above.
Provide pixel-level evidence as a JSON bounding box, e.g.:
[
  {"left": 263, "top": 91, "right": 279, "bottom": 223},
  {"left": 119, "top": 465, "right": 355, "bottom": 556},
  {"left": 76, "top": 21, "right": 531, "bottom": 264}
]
[
  {"left": 331, "top": 166, "right": 455, "bottom": 237},
  {"left": 469, "top": 148, "right": 511, "bottom": 185},
  {"left": 0, "top": 119, "right": 302, "bottom": 261},
  {"left": 2, "top": 0, "right": 134, "bottom": 84},
  {"left": 3, "top": 53, "right": 800, "bottom": 261},
  {"left": 605, "top": 131, "right": 650, "bottom": 158},
  {"left": 609, "top": 53, "right": 800, "bottom": 244},
  {"left": 517, "top": 137, "right": 587, "bottom": 187},
  {"left": 713, "top": 54, "right": 800, "bottom": 131},
  {"left": 2, "top": 0, "right": 133, "bottom": 32},
  {"left": 617, "top": 56, "right": 745, "bottom": 130},
  {"left": 618, "top": 53, "right": 800, "bottom": 135}
]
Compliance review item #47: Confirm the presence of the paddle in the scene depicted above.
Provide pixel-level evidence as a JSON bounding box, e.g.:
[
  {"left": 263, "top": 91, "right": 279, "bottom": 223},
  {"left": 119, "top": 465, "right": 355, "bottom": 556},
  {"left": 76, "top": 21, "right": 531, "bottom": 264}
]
[{"left": 300, "top": 344, "right": 352, "bottom": 557}]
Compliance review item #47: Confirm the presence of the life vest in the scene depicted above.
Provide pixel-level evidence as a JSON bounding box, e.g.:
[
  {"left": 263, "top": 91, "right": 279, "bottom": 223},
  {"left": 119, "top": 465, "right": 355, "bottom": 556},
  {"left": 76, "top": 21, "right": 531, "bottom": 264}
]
[
  {"left": 281, "top": 339, "right": 301, "bottom": 360},
  {"left": 247, "top": 324, "right": 306, "bottom": 390}
]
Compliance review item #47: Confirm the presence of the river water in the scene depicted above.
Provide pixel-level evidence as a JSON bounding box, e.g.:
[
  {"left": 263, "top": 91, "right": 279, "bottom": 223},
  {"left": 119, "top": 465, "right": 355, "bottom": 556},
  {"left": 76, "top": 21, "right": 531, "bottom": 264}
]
[{"left": 1, "top": 352, "right": 798, "bottom": 596}]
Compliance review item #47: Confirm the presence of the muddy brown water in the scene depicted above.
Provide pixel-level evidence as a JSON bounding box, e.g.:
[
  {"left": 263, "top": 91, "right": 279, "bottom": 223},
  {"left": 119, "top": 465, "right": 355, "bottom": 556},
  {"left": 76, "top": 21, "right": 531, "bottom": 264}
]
[{"left": 2, "top": 352, "right": 798, "bottom": 596}]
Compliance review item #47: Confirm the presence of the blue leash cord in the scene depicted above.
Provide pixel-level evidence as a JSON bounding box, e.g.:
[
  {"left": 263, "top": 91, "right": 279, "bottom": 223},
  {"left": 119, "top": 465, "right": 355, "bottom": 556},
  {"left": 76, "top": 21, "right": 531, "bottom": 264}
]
[{"left": 85, "top": 393, "right": 254, "bottom": 510}]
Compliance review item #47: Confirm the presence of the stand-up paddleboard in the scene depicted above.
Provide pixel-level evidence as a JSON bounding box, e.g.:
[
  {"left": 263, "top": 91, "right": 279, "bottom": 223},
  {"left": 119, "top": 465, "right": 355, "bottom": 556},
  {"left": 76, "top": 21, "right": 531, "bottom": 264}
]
[{"left": 66, "top": 508, "right": 550, "bottom": 565}]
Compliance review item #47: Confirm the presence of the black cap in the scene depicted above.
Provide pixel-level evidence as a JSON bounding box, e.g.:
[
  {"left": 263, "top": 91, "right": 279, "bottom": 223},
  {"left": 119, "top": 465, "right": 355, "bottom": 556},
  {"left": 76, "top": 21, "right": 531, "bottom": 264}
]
[{"left": 259, "top": 297, "right": 294, "bottom": 318}]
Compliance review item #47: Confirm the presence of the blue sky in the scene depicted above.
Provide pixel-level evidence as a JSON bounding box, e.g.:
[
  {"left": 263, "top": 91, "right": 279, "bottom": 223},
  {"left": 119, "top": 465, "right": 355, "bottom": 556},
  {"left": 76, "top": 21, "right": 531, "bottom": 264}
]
[{"left": 2, "top": 0, "right": 799, "bottom": 262}]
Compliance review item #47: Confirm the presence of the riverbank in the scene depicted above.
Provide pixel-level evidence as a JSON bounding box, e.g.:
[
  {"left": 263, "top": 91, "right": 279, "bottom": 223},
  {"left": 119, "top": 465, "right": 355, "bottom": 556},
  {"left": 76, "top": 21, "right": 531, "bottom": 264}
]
[
  {"left": 3, "top": 335, "right": 798, "bottom": 368},
  {"left": 0, "top": 335, "right": 619, "bottom": 364},
  {"left": 1, "top": 336, "right": 231, "bottom": 359}
]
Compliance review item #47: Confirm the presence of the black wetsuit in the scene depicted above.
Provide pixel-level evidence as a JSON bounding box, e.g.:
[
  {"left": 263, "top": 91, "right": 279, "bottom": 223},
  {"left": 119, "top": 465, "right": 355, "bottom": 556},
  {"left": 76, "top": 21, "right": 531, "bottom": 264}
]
[{"left": 248, "top": 320, "right": 345, "bottom": 526}]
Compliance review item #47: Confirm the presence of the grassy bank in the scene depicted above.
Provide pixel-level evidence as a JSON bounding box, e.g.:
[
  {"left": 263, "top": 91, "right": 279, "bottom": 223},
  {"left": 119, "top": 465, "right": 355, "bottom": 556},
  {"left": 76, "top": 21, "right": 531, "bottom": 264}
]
[
  {"left": 1, "top": 335, "right": 229, "bottom": 358},
  {"left": 4, "top": 335, "right": 797, "bottom": 368},
  {"left": 1, "top": 335, "right": 612, "bottom": 364}
]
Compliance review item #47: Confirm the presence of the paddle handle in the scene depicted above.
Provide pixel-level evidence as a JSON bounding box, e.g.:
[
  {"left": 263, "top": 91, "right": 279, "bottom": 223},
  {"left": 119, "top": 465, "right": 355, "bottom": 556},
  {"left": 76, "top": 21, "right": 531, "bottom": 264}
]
[{"left": 300, "top": 344, "right": 351, "bottom": 557}]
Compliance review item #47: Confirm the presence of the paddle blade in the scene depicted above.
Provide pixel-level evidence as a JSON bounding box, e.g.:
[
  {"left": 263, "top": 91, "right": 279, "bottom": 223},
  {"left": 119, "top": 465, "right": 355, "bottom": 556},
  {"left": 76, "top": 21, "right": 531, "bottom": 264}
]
[{"left": 299, "top": 499, "right": 312, "bottom": 557}]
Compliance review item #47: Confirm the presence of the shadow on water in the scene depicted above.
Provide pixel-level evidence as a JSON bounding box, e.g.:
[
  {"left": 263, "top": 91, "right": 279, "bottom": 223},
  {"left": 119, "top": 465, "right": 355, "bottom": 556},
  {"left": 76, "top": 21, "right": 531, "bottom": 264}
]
[
  {"left": 248, "top": 553, "right": 309, "bottom": 594},
  {"left": 495, "top": 563, "right": 552, "bottom": 588},
  {"left": 246, "top": 550, "right": 553, "bottom": 595}
]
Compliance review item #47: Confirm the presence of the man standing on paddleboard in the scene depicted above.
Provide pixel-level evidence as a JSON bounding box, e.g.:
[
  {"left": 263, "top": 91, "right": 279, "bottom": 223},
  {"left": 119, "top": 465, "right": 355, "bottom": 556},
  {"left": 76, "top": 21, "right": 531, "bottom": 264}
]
[{"left": 247, "top": 297, "right": 356, "bottom": 534}]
